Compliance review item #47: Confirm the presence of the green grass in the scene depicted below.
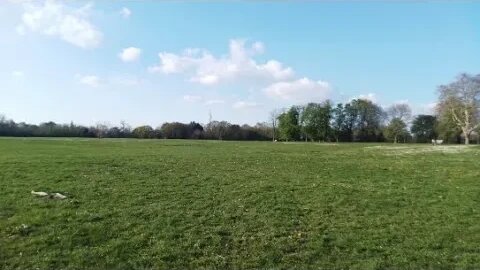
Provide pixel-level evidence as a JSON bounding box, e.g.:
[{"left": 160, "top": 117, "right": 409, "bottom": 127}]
[{"left": 1, "top": 138, "right": 480, "bottom": 269}]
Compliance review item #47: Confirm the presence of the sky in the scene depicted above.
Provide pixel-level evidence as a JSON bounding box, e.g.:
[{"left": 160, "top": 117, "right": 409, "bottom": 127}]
[{"left": 1, "top": 0, "right": 479, "bottom": 127}]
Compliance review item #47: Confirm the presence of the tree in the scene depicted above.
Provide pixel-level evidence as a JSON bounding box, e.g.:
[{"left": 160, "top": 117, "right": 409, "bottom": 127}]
[
  {"left": 437, "top": 73, "right": 480, "bottom": 144},
  {"left": 94, "top": 122, "right": 109, "bottom": 139},
  {"left": 301, "top": 102, "right": 332, "bottom": 141},
  {"left": 132, "top": 125, "right": 154, "bottom": 138},
  {"left": 119, "top": 120, "right": 132, "bottom": 137},
  {"left": 204, "top": 121, "right": 230, "bottom": 140},
  {"left": 187, "top": 122, "right": 204, "bottom": 139},
  {"left": 349, "top": 99, "right": 385, "bottom": 142},
  {"left": 161, "top": 122, "right": 189, "bottom": 139},
  {"left": 252, "top": 122, "right": 273, "bottom": 141},
  {"left": 107, "top": 127, "right": 122, "bottom": 138},
  {"left": 387, "top": 103, "right": 412, "bottom": 123},
  {"left": 269, "top": 109, "right": 279, "bottom": 141},
  {"left": 411, "top": 115, "right": 438, "bottom": 143},
  {"left": 277, "top": 106, "right": 301, "bottom": 141},
  {"left": 331, "top": 103, "right": 345, "bottom": 142},
  {"left": 385, "top": 118, "right": 408, "bottom": 143}
]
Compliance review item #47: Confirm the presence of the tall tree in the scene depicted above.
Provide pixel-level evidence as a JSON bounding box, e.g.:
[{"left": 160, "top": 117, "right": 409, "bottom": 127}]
[
  {"left": 385, "top": 118, "right": 408, "bottom": 143},
  {"left": 411, "top": 115, "right": 438, "bottom": 143},
  {"left": 301, "top": 101, "right": 332, "bottom": 141},
  {"left": 277, "top": 106, "right": 301, "bottom": 141},
  {"left": 437, "top": 73, "right": 480, "bottom": 144},
  {"left": 331, "top": 103, "right": 345, "bottom": 142},
  {"left": 94, "top": 122, "right": 109, "bottom": 139},
  {"left": 349, "top": 99, "right": 385, "bottom": 142},
  {"left": 269, "top": 109, "right": 279, "bottom": 142},
  {"left": 387, "top": 103, "right": 412, "bottom": 123}
]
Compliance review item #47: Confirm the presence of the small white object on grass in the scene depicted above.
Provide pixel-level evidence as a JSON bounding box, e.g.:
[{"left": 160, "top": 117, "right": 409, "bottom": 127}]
[
  {"left": 52, "top": 193, "right": 67, "bottom": 200},
  {"left": 31, "top": 190, "right": 48, "bottom": 197},
  {"left": 31, "top": 190, "right": 67, "bottom": 199}
]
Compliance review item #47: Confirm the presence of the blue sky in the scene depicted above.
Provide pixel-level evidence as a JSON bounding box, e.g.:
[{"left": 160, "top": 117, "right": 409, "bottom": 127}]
[{"left": 1, "top": 1, "right": 479, "bottom": 127}]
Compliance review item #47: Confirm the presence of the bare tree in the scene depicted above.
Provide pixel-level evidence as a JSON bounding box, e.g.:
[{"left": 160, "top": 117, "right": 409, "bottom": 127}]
[
  {"left": 387, "top": 103, "right": 412, "bottom": 123},
  {"left": 120, "top": 120, "right": 131, "bottom": 135},
  {"left": 437, "top": 73, "right": 480, "bottom": 145},
  {"left": 95, "top": 122, "right": 110, "bottom": 139},
  {"left": 269, "top": 109, "right": 279, "bottom": 142}
]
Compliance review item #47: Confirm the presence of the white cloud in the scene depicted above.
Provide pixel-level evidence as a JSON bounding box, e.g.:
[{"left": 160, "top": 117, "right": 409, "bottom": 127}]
[
  {"left": 251, "top": 41, "right": 265, "bottom": 54},
  {"left": 204, "top": 99, "right": 225, "bottom": 105},
  {"left": 7, "top": 0, "right": 30, "bottom": 3},
  {"left": 149, "top": 39, "right": 294, "bottom": 85},
  {"left": 17, "top": 0, "right": 102, "bottom": 49},
  {"left": 76, "top": 74, "right": 145, "bottom": 88},
  {"left": 120, "top": 7, "right": 131, "bottom": 19},
  {"left": 351, "top": 93, "right": 378, "bottom": 103},
  {"left": 183, "top": 95, "right": 202, "bottom": 103},
  {"left": 12, "top": 71, "right": 25, "bottom": 79},
  {"left": 119, "top": 47, "right": 141, "bottom": 62},
  {"left": 417, "top": 102, "right": 437, "bottom": 115},
  {"left": 78, "top": 75, "right": 101, "bottom": 87},
  {"left": 233, "top": 101, "right": 261, "bottom": 109},
  {"left": 264, "top": 77, "right": 331, "bottom": 103}
]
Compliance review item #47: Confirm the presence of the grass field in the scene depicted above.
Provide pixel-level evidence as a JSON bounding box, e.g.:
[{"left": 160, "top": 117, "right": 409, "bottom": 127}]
[{"left": 1, "top": 138, "right": 480, "bottom": 269}]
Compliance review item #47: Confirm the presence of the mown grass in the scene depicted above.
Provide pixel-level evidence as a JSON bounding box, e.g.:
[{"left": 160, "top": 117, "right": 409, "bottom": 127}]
[{"left": 1, "top": 138, "right": 480, "bottom": 269}]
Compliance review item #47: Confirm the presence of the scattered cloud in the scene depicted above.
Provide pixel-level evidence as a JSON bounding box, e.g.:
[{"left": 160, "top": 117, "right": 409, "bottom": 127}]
[
  {"left": 149, "top": 39, "right": 294, "bottom": 86},
  {"left": 119, "top": 47, "right": 141, "bottom": 62},
  {"left": 204, "top": 99, "right": 225, "bottom": 106},
  {"left": 233, "top": 101, "right": 262, "bottom": 109},
  {"left": 16, "top": 0, "right": 102, "bottom": 49},
  {"left": 76, "top": 74, "right": 146, "bottom": 88},
  {"left": 7, "top": 0, "right": 30, "bottom": 4},
  {"left": 183, "top": 95, "right": 202, "bottom": 103},
  {"left": 264, "top": 77, "right": 331, "bottom": 103},
  {"left": 78, "top": 75, "right": 101, "bottom": 87},
  {"left": 120, "top": 7, "right": 131, "bottom": 19}
]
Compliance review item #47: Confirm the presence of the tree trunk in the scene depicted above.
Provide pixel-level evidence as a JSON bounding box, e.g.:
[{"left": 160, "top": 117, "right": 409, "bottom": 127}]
[
  {"left": 465, "top": 135, "right": 470, "bottom": 145},
  {"left": 394, "top": 135, "right": 397, "bottom": 144}
]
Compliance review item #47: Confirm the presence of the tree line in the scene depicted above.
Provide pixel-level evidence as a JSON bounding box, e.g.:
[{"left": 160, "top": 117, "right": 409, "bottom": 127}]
[
  {"left": 272, "top": 73, "right": 480, "bottom": 144},
  {"left": 0, "top": 116, "right": 272, "bottom": 141},
  {"left": 272, "top": 99, "right": 443, "bottom": 143},
  {"left": 1, "top": 73, "right": 479, "bottom": 144}
]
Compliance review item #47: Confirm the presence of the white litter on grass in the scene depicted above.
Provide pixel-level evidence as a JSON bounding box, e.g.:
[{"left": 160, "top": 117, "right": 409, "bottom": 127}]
[
  {"left": 365, "top": 145, "right": 476, "bottom": 155},
  {"left": 31, "top": 191, "right": 67, "bottom": 199},
  {"left": 52, "top": 193, "right": 67, "bottom": 200},
  {"left": 31, "top": 191, "right": 48, "bottom": 197}
]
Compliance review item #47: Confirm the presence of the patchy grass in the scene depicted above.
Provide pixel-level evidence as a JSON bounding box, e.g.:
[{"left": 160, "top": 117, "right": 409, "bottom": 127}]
[
  {"left": 365, "top": 144, "right": 477, "bottom": 155},
  {"left": 1, "top": 138, "right": 480, "bottom": 269}
]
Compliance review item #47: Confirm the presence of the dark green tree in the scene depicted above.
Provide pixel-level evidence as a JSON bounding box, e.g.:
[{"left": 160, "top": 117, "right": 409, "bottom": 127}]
[
  {"left": 132, "top": 125, "right": 154, "bottom": 138},
  {"left": 301, "top": 101, "right": 332, "bottom": 141},
  {"left": 349, "top": 99, "right": 385, "bottom": 142},
  {"left": 411, "top": 115, "right": 438, "bottom": 143},
  {"left": 277, "top": 106, "right": 301, "bottom": 141}
]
